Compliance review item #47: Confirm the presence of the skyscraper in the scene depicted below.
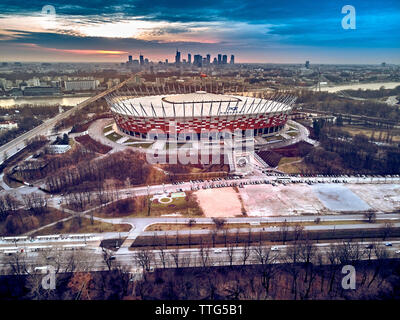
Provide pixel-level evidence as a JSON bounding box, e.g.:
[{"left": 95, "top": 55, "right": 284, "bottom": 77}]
[
  {"left": 193, "top": 54, "right": 202, "bottom": 67},
  {"left": 188, "top": 53, "right": 191, "bottom": 64},
  {"left": 128, "top": 55, "right": 132, "bottom": 62},
  {"left": 305, "top": 60, "right": 310, "bottom": 69},
  {"left": 217, "top": 54, "right": 222, "bottom": 65},
  {"left": 206, "top": 54, "right": 211, "bottom": 64},
  {"left": 175, "top": 50, "right": 181, "bottom": 65},
  {"left": 230, "top": 55, "right": 235, "bottom": 64},
  {"left": 222, "top": 55, "right": 227, "bottom": 64},
  {"left": 140, "top": 54, "right": 144, "bottom": 66}
]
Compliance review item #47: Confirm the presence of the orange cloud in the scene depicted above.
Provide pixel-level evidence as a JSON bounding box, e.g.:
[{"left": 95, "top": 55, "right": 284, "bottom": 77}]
[{"left": 53, "top": 49, "right": 128, "bottom": 55}]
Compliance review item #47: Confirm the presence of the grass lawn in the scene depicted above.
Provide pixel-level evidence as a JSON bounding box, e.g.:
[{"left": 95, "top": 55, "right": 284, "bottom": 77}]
[
  {"left": 264, "top": 135, "right": 285, "bottom": 142},
  {"left": 146, "top": 196, "right": 203, "bottom": 217},
  {"left": 0, "top": 208, "right": 69, "bottom": 236},
  {"left": 128, "top": 142, "right": 154, "bottom": 149},
  {"left": 342, "top": 125, "right": 400, "bottom": 143},
  {"left": 105, "top": 132, "right": 123, "bottom": 142},
  {"left": 103, "top": 126, "right": 114, "bottom": 134},
  {"left": 3, "top": 175, "right": 24, "bottom": 188},
  {"left": 68, "top": 138, "right": 76, "bottom": 148},
  {"left": 95, "top": 194, "right": 203, "bottom": 218},
  {"left": 278, "top": 157, "right": 302, "bottom": 166},
  {"left": 125, "top": 138, "right": 145, "bottom": 143},
  {"left": 32, "top": 217, "right": 131, "bottom": 236},
  {"left": 286, "top": 131, "right": 299, "bottom": 137}
]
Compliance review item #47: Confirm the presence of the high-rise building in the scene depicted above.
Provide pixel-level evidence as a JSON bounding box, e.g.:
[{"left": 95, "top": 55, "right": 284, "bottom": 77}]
[
  {"left": 305, "top": 60, "right": 310, "bottom": 69},
  {"left": 128, "top": 55, "right": 132, "bottom": 62},
  {"left": 218, "top": 54, "right": 222, "bottom": 65},
  {"left": 175, "top": 50, "right": 181, "bottom": 65},
  {"left": 213, "top": 57, "right": 217, "bottom": 65},
  {"left": 193, "top": 54, "right": 202, "bottom": 67},
  {"left": 222, "top": 55, "right": 228, "bottom": 64},
  {"left": 230, "top": 55, "right": 235, "bottom": 64},
  {"left": 188, "top": 53, "right": 191, "bottom": 64},
  {"left": 140, "top": 55, "right": 144, "bottom": 66},
  {"left": 206, "top": 54, "right": 211, "bottom": 64}
]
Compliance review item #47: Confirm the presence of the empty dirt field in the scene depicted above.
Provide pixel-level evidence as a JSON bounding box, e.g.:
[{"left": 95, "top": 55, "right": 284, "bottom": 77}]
[
  {"left": 194, "top": 187, "right": 243, "bottom": 217},
  {"left": 347, "top": 184, "right": 400, "bottom": 212},
  {"left": 239, "top": 184, "right": 327, "bottom": 216}
]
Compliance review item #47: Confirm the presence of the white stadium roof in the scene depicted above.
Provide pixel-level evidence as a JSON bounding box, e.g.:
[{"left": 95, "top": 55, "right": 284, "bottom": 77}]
[{"left": 108, "top": 92, "right": 295, "bottom": 118}]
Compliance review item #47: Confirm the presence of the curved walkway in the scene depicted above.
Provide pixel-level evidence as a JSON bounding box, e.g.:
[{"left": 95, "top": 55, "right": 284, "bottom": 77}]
[
  {"left": 259, "top": 120, "right": 318, "bottom": 151},
  {"left": 87, "top": 118, "right": 128, "bottom": 153}
]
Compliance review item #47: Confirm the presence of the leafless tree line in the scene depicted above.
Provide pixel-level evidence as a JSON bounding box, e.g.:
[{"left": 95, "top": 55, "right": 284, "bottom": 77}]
[{"left": 131, "top": 225, "right": 397, "bottom": 299}]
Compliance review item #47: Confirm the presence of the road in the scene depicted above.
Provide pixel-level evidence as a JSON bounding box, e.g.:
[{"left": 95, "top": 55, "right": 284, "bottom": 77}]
[
  {"left": 0, "top": 77, "right": 133, "bottom": 164},
  {"left": 1, "top": 240, "right": 399, "bottom": 275}
]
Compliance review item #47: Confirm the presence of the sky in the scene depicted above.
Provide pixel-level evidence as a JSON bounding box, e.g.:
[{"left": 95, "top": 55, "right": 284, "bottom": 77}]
[{"left": 0, "top": 0, "right": 399, "bottom": 64}]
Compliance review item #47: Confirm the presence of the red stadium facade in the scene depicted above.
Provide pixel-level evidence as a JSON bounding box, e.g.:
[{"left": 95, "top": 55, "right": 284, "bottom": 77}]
[{"left": 106, "top": 91, "right": 295, "bottom": 140}]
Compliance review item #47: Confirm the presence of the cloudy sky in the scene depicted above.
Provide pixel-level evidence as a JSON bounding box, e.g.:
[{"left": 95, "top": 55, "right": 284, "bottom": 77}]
[{"left": 0, "top": 0, "right": 399, "bottom": 63}]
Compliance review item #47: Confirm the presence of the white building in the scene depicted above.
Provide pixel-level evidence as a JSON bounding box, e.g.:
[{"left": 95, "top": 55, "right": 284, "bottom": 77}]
[
  {"left": 26, "top": 77, "right": 41, "bottom": 87},
  {"left": 0, "top": 121, "right": 18, "bottom": 130},
  {"left": 64, "top": 80, "right": 97, "bottom": 91},
  {"left": 46, "top": 144, "right": 71, "bottom": 154}
]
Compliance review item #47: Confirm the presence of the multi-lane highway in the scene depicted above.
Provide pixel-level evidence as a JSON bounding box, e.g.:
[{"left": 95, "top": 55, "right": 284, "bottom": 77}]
[{"left": 1, "top": 240, "right": 399, "bottom": 275}]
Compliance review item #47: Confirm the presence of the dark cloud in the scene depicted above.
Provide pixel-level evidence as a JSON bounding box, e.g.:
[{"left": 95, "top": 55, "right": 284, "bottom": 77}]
[
  {"left": 0, "top": 0, "right": 399, "bottom": 62},
  {"left": 1, "top": 29, "right": 217, "bottom": 51},
  {"left": 0, "top": 0, "right": 397, "bottom": 23}
]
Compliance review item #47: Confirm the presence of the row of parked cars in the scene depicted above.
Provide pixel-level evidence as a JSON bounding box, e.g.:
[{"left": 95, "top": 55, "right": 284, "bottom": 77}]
[{"left": 264, "top": 172, "right": 400, "bottom": 179}]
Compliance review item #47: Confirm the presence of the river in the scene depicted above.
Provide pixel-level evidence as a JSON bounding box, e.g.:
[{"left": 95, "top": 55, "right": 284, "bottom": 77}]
[
  {"left": 318, "top": 82, "right": 400, "bottom": 93},
  {"left": 0, "top": 95, "right": 93, "bottom": 108}
]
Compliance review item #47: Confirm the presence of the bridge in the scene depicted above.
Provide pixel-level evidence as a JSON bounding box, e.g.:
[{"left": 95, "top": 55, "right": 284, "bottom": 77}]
[{"left": 0, "top": 76, "right": 134, "bottom": 164}]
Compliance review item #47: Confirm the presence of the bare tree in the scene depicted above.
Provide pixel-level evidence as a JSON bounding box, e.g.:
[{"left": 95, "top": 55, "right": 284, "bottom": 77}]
[
  {"left": 5, "top": 251, "right": 30, "bottom": 276},
  {"left": 199, "top": 243, "right": 211, "bottom": 269},
  {"left": 368, "top": 244, "right": 391, "bottom": 288},
  {"left": 293, "top": 224, "right": 305, "bottom": 242},
  {"left": 326, "top": 244, "right": 341, "bottom": 294},
  {"left": 212, "top": 217, "right": 226, "bottom": 230},
  {"left": 157, "top": 244, "right": 168, "bottom": 269},
  {"left": 170, "top": 249, "right": 181, "bottom": 268},
  {"left": 298, "top": 238, "right": 316, "bottom": 282},
  {"left": 101, "top": 247, "right": 115, "bottom": 271},
  {"left": 226, "top": 243, "right": 236, "bottom": 267},
  {"left": 134, "top": 248, "right": 154, "bottom": 273},
  {"left": 253, "top": 244, "right": 279, "bottom": 296},
  {"left": 240, "top": 242, "right": 251, "bottom": 266},
  {"left": 187, "top": 218, "right": 196, "bottom": 248},
  {"left": 364, "top": 210, "right": 377, "bottom": 223},
  {"left": 283, "top": 242, "right": 302, "bottom": 299},
  {"left": 279, "top": 220, "right": 289, "bottom": 244},
  {"left": 382, "top": 221, "right": 394, "bottom": 240}
]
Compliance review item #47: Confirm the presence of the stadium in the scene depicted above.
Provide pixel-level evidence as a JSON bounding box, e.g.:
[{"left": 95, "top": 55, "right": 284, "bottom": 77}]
[{"left": 105, "top": 91, "right": 296, "bottom": 141}]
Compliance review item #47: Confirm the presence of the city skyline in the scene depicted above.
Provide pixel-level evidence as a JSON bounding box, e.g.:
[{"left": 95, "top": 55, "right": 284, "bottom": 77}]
[{"left": 0, "top": 0, "right": 399, "bottom": 63}]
